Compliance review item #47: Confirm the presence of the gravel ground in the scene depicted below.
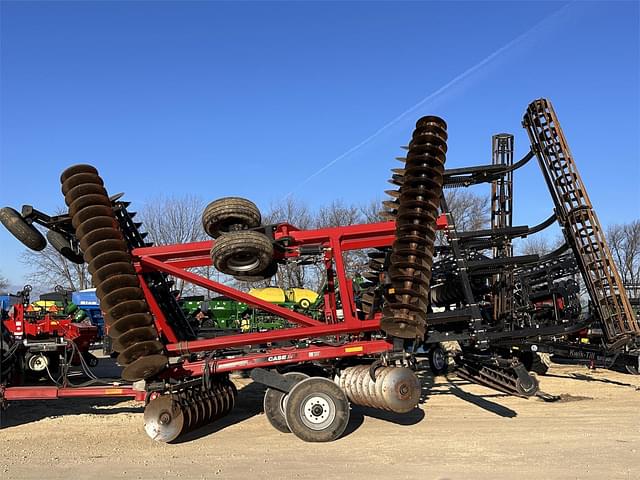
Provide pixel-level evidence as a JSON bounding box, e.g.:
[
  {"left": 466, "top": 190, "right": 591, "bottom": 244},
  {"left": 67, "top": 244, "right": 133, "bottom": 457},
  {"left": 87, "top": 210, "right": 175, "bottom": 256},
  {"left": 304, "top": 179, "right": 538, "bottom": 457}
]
[{"left": 1, "top": 363, "right": 639, "bottom": 480}]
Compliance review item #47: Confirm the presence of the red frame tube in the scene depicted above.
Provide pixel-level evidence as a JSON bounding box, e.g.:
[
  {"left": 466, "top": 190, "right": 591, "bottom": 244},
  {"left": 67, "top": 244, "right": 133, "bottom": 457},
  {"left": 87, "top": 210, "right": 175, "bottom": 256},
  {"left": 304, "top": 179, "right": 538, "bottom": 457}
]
[
  {"left": 2, "top": 385, "right": 145, "bottom": 401},
  {"left": 131, "top": 216, "right": 447, "bottom": 356}
]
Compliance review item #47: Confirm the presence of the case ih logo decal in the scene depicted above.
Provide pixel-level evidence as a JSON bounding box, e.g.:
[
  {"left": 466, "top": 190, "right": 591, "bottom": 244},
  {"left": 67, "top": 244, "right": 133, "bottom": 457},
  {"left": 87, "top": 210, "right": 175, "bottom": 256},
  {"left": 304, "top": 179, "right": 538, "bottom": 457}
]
[{"left": 266, "top": 354, "right": 295, "bottom": 362}]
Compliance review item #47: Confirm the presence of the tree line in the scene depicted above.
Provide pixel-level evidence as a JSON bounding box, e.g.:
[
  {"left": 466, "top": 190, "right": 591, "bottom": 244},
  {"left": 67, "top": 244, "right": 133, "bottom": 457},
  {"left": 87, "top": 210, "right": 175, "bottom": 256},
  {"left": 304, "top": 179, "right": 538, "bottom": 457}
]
[{"left": 8, "top": 193, "right": 639, "bottom": 301}]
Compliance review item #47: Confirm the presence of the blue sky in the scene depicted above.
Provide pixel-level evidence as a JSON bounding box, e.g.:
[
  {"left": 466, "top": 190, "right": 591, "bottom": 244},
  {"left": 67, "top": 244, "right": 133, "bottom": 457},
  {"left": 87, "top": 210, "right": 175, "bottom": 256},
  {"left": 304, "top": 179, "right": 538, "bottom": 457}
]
[{"left": 1, "top": 0, "right": 638, "bottom": 285}]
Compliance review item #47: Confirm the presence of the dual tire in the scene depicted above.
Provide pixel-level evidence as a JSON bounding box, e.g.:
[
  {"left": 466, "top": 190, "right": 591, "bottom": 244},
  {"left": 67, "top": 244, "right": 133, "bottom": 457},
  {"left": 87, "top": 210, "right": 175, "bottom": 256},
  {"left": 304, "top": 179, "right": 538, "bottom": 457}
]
[
  {"left": 0, "top": 207, "right": 84, "bottom": 264},
  {"left": 203, "top": 197, "right": 277, "bottom": 281},
  {"left": 263, "top": 375, "right": 350, "bottom": 442}
]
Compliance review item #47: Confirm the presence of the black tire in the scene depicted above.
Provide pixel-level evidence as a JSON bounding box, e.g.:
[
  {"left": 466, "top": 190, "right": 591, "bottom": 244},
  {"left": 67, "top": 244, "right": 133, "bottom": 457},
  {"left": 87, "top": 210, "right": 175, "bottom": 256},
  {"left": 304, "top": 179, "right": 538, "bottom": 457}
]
[
  {"left": 514, "top": 373, "right": 539, "bottom": 397},
  {"left": 233, "top": 261, "right": 279, "bottom": 283},
  {"left": 200, "top": 317, "right": 217, "bottom": 329},
  {"left": 202, "top": 197, "right": 261, "bottom": 239},
  {"left": 1, "top": 323, "right": 18, "bottom": 386},
  {"left": 298, "top": 298, "right": 311, "bottom": 309},
  {"left": 428, "top": 344, "right": 448, "bottom": 375},
  {"left": 284, "top": 377, "right": 350, "bottom": 442},
  {"left": 624, "top": 364, "right": 639, "bottom": 375},
  {"left": 46, "top": 230, "right": 85, "bottom": 264},
  {"left": 520, "top": 352, "right": 549, "bottom": 376},
  {"left": 211, "top": 231, "right": 274, "bottom": 276},
  {"left": 0, "top": 207, "right": 47, "bottom": 251},
  {"left": 263, "top": 372, "right": 309, "bottom": 433}
]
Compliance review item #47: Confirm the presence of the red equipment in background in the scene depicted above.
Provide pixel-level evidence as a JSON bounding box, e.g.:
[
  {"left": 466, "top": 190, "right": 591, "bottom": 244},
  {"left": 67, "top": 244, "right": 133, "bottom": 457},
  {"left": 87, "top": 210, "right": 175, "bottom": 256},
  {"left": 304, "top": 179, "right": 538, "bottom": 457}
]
[
  {"left": 5, "top": 301, "right": 97, "bottom": 352},
  {"left": 2, "top": 289, "right": 99, "bottom": 377}
]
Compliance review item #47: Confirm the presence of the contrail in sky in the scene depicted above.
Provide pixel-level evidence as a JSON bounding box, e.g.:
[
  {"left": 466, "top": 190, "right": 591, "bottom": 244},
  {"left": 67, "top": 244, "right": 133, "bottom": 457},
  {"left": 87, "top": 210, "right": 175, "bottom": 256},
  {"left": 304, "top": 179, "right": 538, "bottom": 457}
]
[{"left": 284, "top": 1, "right": 574, "bottom": 199}]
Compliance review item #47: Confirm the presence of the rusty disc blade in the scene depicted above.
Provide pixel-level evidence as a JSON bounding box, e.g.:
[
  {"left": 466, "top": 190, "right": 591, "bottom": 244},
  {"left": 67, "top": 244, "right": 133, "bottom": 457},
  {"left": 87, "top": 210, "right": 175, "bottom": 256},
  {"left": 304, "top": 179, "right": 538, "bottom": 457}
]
[
  {"left": 69, "top": 193, "right": 112, "bottom": 217},
  {"left": 106, "top": 300, "right": 149, "bottom": 324},
  {"left": 89, "top": 251, "right": 132, "bottom": 275},
  {"left": 64, "top": 183, "right": 108, "bottom": 207},
  {"left": 121, "top": 353, "right": 167, "bottom": 381},
  {"left": 92, "top": 261, "right": 136, "bottom": 284},
  {"left": 79, "top": 227, "right": 123, "bottom": 252},
  {"left": 108, "top": 312, "right": 154, "bottom": 335},
  {"left": 117, "top": 340, "right": 164, "bottom": 365},
  {"left": 71, "top": 205, "right": 114, "bottom": 230},
  {"left": 76, "top": 216, "right": 119, "bottom": 239},
  {"left": 101, "top": 286, "right": 144, "bottom": 311},
  {"left": 96, "top": 274, "right": 139, "bottom": 299},
  {"left": 60, "top": 164, "right": 99, "bottom": 185}
]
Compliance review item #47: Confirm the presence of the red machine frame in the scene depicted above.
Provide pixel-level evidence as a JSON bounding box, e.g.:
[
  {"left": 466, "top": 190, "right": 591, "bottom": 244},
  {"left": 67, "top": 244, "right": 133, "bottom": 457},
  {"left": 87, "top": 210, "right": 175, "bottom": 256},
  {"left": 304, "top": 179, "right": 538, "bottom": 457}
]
[
  {"left": 136, "top": 216, "right": 447, "bottom": 378},
  {"left": 2, "top": 216, "right": 448, "bottom": 402}
]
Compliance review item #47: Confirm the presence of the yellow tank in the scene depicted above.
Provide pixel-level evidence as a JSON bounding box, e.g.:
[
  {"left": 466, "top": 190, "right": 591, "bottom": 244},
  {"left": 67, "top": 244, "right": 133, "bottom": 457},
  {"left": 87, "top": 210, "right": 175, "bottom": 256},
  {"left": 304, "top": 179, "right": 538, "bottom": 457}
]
[
  {"left": 248, "top": 287, "right": 318, "bottom": 308},
  {"left": 286, "top": 288, "right": 319, "bottom": 307},
  {"left": 248, "top": 287, "right": 286, "bottom": 304}
]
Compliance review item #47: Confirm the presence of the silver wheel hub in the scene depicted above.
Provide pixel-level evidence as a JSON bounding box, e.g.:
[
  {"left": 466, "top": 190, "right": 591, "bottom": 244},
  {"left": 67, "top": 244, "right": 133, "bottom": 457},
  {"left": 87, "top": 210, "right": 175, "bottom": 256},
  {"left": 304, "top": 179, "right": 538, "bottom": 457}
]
[
  {"left": 300, "top": 394, "right": 335, "bottom": 431},
  {"left": 28, "top": 354, "right": 49, "bottom": 372}
]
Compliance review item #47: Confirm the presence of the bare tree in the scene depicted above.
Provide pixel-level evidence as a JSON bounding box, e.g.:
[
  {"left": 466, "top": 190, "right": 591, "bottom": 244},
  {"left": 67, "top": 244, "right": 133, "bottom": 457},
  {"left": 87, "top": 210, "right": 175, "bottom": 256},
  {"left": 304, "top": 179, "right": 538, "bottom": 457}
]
[
  {"left": 607, "top": 220, "right": 640, "bottom": 298},
  {"left": 139, "top": 194, "right": 208, "bottom": 295},
  {"left": 140, "top": 194, "right": 207, "bottom": 246},
  {"left": 517, "top": 236, "right": 553, "bottom": 256},
  {"left": 248, "top": 198, "right": 377, "bottom": 291},
  {"left": 358, "top": 198, "right": 386, "bottom": 223},
  {"left": 444, "top": 190, "right": 489, "bottom": 231},
  {"left": 0, "top": 271, "right": 9, "bottom": 293},
  {"left": 21, "top": 245, "right": 90, "bottom": 292}
]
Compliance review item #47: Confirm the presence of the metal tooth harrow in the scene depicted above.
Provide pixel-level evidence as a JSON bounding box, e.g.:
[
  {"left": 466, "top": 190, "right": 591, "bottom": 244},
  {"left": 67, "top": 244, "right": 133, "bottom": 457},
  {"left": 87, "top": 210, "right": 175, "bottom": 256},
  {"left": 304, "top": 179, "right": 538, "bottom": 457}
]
[
  {"left": 523, "top": 99, "right": 640, "bottom": 344},
  {"left": 380, "top": 116, "right": 447, "bottom": 339},
  {"left": 60, "top": 164, "right": 167, "bottom": 381},
  {"left": 143, "top": 377, "right": 237, "bottom": 442}
]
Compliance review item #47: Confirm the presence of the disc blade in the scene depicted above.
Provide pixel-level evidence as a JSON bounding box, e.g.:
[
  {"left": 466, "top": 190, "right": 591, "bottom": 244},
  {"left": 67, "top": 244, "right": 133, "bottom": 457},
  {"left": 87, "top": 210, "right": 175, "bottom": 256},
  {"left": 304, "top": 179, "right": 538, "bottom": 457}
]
[{"left": 143, "top": 395, "right": 184, "bottom": 443}]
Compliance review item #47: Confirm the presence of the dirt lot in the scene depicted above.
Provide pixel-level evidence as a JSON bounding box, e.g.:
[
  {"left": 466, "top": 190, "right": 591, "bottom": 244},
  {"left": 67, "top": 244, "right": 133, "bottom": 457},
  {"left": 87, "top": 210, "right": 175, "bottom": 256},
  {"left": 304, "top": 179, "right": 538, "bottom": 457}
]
[{"left": 1, "top": 363, "right": 639, "bottom": 480}]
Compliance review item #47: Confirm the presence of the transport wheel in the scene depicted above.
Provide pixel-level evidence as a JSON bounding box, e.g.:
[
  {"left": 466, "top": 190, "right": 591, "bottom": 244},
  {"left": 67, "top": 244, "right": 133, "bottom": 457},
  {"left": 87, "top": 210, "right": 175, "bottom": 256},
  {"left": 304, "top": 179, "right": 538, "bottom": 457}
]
[
  {"left": 202, "top": 197, "right": 261, "bottom": 238},
  {"left": 0, "top": 207, "right": 47, "bottom": 251},
  {"left": 625, "top": 364, "right": 639, "bottom": 375},
  {"left": 46, "top": 230, "right": 84, "bottom": 264},
  {"left": 263, "top": 372, "right": 309, "bottom": 433},
  {"left": 144, "top": 395, "right": 185, "bottom": 443},
  {"left": 233, "top": 261, "right": 278, "bottom": 283},
  {"left": 514, "top": 373, "right": 539, "bottom": 397},
  {"left": 211, "top": 231, "right": 274, "bottom": 276},
  {"left": 82, "top": 351, "right": 99, "bottom": 367},
  {"left": 428, "top": 344, "right": 448, "bottom": 375},
  {"left": 284, "top": 377, "right": 350, "bottom": 442},
  {"left": 519, "top": 352, "right": 549, "bottom": 376}
]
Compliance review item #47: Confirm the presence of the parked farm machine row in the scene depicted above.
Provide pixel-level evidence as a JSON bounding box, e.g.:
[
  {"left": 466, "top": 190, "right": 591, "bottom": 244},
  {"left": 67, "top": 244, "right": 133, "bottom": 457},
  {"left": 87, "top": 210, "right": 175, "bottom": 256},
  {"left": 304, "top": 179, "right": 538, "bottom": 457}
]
[{"left": 1, "top": 98, "right": 638, "bottom": 443}]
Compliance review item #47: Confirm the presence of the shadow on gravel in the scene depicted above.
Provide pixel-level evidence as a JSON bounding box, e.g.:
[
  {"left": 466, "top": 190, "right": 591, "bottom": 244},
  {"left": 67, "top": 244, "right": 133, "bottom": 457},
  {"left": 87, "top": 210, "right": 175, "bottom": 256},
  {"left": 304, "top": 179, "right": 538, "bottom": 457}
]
[
  {"left": 544, "top": 372, "right": 639, "bottom": 389},
  {"left": 417, "top": 370, "right": 517, "bottom": 418},
  {"left": 0, "top": 397, "right": 142, "bottom": 429},
  {"left": 446, "top": 381, "right": 517, "bottom": 418}
]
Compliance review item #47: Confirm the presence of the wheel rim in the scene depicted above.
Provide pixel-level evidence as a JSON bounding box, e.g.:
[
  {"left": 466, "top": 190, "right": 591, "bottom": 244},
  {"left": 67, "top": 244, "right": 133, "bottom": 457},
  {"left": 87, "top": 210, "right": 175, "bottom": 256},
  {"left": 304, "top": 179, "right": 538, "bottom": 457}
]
[
  {"left": 29, "top": 354, "right": 48, "bottom": 372},
  {"left": 432, "top": 348, "right": 446, "bottom": 371},
  {"left": 228, "top": 252, "right": 260, "bottom": 272},
  {"left": 299, "top": 393, "right": 336, "bottom": 431}
]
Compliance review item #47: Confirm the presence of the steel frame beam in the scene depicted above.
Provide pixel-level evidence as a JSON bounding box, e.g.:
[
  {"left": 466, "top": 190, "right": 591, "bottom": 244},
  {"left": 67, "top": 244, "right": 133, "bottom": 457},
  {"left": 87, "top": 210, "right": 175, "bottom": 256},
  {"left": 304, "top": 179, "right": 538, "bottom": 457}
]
[{"left": 132, "top": 216, "right": 448, "bottom": 355}]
